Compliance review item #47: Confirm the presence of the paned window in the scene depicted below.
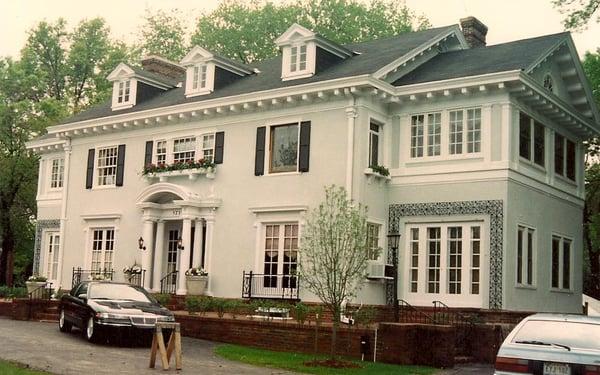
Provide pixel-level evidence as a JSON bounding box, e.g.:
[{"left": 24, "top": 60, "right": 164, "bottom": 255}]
[
  {"left": 117, "top": 80, "right": 130, "bottom": 104},
  {"left": 554, "top": 133, "right": 576, "bottom": 181},
  {"left": 517, "top": 226, "right": 535, "bottom": 286},
  {"left": 263, "top": 223, "right": 299, "bottom": 289},
  {"left": 366, "top": 223, "right": 381, "bottom": 261},
  {"left": 202, "top": 134, "right": 215, "bottom": 162},
  {"left": 470, "top": 226, "right": 481, "bottom": 295},
  {"left": 91, "top": 228, "right": 115, "bottom": 272},
  {"left": 45, "top": 232, "right": 60, "bottom": 280},
  {"left": 192, "top": 65, "right": 207, "bottom": 90},
  {"left": 155, "top": 140, "right": 167, "bottom": 164},
  {"left": 97, "top": 146, "right": 118, "bottom": 186},
  {"left": 552, "top": 235, "right": 571, "bottom": 290},
  {"left": 519, "top": 113, "right": 545, "bottom": 167},
  {"left": 466, "top": 108, "right": 481, "bottom": 153},
  {"left": 427, "top": 113, "right": 441, "bottom": 156},
  {"left": 448, "top": 227, "right": 463, "bottom": 294},
  {"left": 173, "top": 137, "right": 196, "bottom": 163},
  {"left": 449, "top": 110, "right": 464, "bottom": 155},
  {"left": 269, "top": 124, "right": 299, "bottom": 173},
  {"left": 410, "top": 115, "right": 424, "bottom": 158},
  {"left": 290, "top": 45, "right": 307, "bottom": 73},
  {"left": 50, "top": 158, "right": 64, "bottom": 189},
  {"left": 409, "top": 228, "right": 419, "bottom": 293},
  {"left": 427, "top": 227, "right": 441, "bottom": 293},
  {"left": 369, "top": 122, "right": 380, "bottom": 167}
]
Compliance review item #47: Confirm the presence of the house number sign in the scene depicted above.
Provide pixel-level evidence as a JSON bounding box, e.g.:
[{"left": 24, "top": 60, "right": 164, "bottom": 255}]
[{"left": 172, "top": 209, "right": 181, "bottom": 216}]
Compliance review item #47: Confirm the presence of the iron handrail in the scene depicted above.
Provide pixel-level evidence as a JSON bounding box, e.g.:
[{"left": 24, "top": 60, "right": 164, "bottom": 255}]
[
  {"left": 242, "top": 271, "right": 300, "bottom": 300},
  {"left": 432, "top": 300, "right": 474, "bottom": 326},
  {"left": 397, "top": 299, "right": 435, "bottom": 324},
  {"left": 160, "top": 271, "right": 178, "bottom": 294},
  {"left": 28, "top": 282, "right": 53, "bottom": 320}
]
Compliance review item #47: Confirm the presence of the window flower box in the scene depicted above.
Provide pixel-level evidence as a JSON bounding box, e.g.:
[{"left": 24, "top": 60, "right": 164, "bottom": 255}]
[
  {"left": 364, "top": 167, "right": 391, "bottom": 183},
  {"left": 143, "top": 160, "right": 216, "bottom": 182}
]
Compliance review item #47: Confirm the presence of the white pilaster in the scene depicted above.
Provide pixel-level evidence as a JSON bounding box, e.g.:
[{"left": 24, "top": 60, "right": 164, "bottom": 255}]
[
  {"left": 141, "top": 219, "right": 155, "bottom": 290},
  {"left": 176, "top": 217, "right": 192, "bottom": 295},
  {"left": 152, "top": 220, "right": 165, "bottom": 292},
  {"left": 204, "top": 217, "right": 215, "bottom": 296},
  {"left": 192, "top": 219, "right": 204, "bottom": 268},
  {"left": 345, "top": 105, "right": 358, "bottom": 199}
]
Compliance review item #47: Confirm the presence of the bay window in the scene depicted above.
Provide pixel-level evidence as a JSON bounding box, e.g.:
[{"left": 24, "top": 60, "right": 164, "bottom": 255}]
[
  {"left": 554, "top": 133, "right": 576, "bottom": 181},
  {"left": 519, "top": 112, "right": 545, "bottom": 167}
]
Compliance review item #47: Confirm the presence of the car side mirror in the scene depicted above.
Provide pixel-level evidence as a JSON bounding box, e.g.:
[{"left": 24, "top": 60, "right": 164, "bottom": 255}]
[{"left": 77, "top": 293, "right": 87, "bottom": 300}]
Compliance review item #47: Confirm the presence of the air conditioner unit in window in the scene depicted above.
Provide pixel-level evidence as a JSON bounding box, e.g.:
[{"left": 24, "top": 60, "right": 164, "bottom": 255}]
[{"left": 366, "top": 260, "right": 386, "bottom": 279}]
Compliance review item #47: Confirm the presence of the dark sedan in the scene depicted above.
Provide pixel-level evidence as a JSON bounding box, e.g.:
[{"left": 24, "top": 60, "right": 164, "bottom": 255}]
[{"left": 59, "top": 281, "right": 174, "bottom": 343}]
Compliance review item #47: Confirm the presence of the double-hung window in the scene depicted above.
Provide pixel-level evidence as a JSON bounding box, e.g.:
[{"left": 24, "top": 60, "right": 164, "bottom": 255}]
[
  {"left": 427, "top": 113, "right": 441, "bottom": 156},
  {"left": 366, "top": 223, "right": 381, "bottom": 261},
  {"left": 554, "top": 133, "right": 576, "bottom": 181},
  {"left": 519, "top": 113, "right": 545, "bottom": 167},
  {"left": 49, "top": 158, "right": 64, "bottom": 189},
  {"left": 269, "top": 123, "right": 299, "bottom": 173},
  {"left": 290, "top": 45, "right": 307, "bottom": 73},
  {"left": 155, "top": 140, "right": 167, "bottom": 164},
  {"left": 410, "top": 115, "right": 425, "bottom": 158},
  {"left": 173, "top": 137, "right": 197, "bottom": 163},
  {"left": 551, "top": 235, "right": 571, "bottom": 291},
  {"left": 97, "top": 146, "right": 119, "bottom": 186},
  {"left": 192, "top": 65, "right": 207, "bottom": 90},
  {"left": 91, "top": 228, "right": 115, "bottom": 272},
  {"left": 369, "top": 122, "right": 380, "bottom": 167},
  {"left": 448, "top": 108, "right": 481, "bottom": 155},
  {"left": 517, "top": 226, "right": 535, "bottom": 287},
  {"left": 410, "top": 112, "right": 441, "bottom": 158},
  {"left": 44, "top": 232, "right": 60, "bottom": 280},
  {"left": 202, "top": 134, "right": 215, "bottom": 162},
  {"left": 117, "top": 80, "right": 131, "bottom": 104}
]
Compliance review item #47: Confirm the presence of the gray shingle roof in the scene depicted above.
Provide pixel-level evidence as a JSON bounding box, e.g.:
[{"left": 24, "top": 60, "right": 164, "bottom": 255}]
[
  {"left": 60, "top": 25, "right": 455, "bottom": 125},
  {"left": 394, "top": 32, "right": 568, "bottom": 86},
  {"left": 131, "top": 67, "right": 179, "bottom": 87}
]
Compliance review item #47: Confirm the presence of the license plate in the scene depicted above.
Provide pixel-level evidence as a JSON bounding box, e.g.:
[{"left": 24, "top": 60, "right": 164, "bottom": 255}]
[{"left": 543, "top": 362, "right": 570, "bottom": 375}]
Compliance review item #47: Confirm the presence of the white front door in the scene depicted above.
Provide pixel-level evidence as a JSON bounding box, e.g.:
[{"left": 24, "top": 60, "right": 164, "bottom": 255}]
[
  {"left": 165, "top": 228, "right": 180, "bottom": 289},
  {"left": 43, "top": 232, "right": 60, "bottom": 282}
]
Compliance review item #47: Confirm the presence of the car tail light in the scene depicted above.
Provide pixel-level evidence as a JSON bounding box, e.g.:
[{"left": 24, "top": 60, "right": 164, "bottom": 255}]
[
  {"left": 495, "top": 356, "right": 530, "bottom": 373},
  {"left": 585, "top": 365, "right": 600, "bottom": 375}
]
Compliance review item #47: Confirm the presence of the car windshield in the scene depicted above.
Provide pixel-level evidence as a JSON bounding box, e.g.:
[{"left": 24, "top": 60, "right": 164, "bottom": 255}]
[
  {"left": 88, "top": 284, "right": 152, "bottom": 303},
  {"left": 513, "top": 319, "right": 600, "bottom": 351}
]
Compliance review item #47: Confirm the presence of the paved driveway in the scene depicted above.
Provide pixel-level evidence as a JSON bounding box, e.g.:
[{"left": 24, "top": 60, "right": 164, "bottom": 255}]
[
  {"left": 0, "top": 317, "right": 493, "bottom": 375},
  {"left": 0, "top": 317, "right": 291, "bottom": 374}
]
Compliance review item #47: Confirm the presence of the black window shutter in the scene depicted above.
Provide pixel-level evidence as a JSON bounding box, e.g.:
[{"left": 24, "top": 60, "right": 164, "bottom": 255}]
[
  {"left": 85, "top": 149, "right": 95, "bottom": 189},
  {"left": 214, "top": 131, "right": 225, "bottom": 164},
  {"left": 254, "top": 127, "right": 266, "bottom": 176},
  {"left": 299, "top": 121, "right": 311, "bottom": 172},
  {"left": 116, "top": 144, "right": 126, "bottom": 187},
  {"left": 144, "top": 140, "right": 153, "bottom": 167}
]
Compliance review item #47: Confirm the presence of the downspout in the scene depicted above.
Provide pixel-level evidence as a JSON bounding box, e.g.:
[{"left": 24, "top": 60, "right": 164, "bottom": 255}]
[
  {"left": 56, "top": 138, "right": 72, "bottom": 289},
  {"left": 345, "top": 97, "right": 358, "bottom": 198}
]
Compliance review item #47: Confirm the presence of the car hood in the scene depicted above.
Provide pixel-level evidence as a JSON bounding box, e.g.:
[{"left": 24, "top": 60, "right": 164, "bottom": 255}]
[{"left": 89, "top": 300, "right": 171, "bottom": 317}]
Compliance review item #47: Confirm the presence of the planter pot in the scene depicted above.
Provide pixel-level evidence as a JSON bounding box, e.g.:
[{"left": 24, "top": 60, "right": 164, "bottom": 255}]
[
  {"left": 25, "top": 281, "right": 46, "bottom": 294},
  {"left": 186, "top": 275, "right": 208, "bottom": 295}
]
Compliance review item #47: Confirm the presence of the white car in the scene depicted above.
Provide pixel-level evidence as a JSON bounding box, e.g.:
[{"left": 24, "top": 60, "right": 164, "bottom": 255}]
[{"left": 495, "top": 313, "right": 600, "bottom": 375}]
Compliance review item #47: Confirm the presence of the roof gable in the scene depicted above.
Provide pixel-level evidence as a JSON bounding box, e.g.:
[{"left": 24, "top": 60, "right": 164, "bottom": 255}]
[{"left": 106, "top": 63, "right": 135, "bottom": 81}]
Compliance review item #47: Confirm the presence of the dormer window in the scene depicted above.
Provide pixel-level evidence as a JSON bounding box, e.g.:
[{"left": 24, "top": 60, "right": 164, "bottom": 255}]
[
  {"left": 117, "top": 80, "right": 131, "bottom": 104},
  {"left": 192, "top": 65, "right": 208, "bottom": 90},
  {"left": 290, "top": 45, "right": 308, "bottom": 73}
]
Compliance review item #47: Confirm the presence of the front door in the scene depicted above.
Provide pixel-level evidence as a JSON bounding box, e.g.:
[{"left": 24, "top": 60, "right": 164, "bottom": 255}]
[
  {"left": 165, "top": 229, "right": 179, "bottom": 291},
  {"left": 44, "top": 232, "right": 60, "bottom": 283},
  {"left": 262, "top": 223, "right": 299, "bottom": 296}
]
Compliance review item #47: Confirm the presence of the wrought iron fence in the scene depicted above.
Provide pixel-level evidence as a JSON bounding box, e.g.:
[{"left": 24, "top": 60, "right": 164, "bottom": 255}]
[
  {"left": 72, "top": 267, "right": 114, "bottom": 286},
  {"left": 397, "top": 299, "right": 435, "bottom": 324},
  {"left": 125, "top": 270, "right": 146, "bottom": 287},
  {"left": 160, "top": 271, "right": 178, "bottom": 294},
  {"left": 28, "top": 282, "right": 53, "bottom": 319},
  {"left": 241, "top": 271, "right": 300, "bottom": 300}
]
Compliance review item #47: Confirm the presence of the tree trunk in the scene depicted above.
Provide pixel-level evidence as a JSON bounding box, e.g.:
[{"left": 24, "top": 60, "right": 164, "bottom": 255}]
[
  {"left": 0, "top": 231, "right": 15, "bottom": 286},
  {"left": 584, "top": 204, "right": 600, "bottom": 298},
  {"left": 331, "top": 305, "right": 340, "bottom": 358}
]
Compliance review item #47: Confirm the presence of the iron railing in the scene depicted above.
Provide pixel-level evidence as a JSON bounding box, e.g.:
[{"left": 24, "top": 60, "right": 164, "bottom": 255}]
[
  {"left": 397, "top": 299, "right": 435, "bottom": 324},
  {"left": 124, "top": 270, "right": 146, "bottom": 287},
  {"left": 160, "top": 271, "right": 178, "bottom": 294},
  {"left": 241, "top": 271, "right": 300, "bottom": 300},
  {"left": 432, "top": 300, "right": 476, "bottom": 357},
  {"left": 28, "top": 282, "right": 53, "bottom": 320},
  {"left": 72, "top": 267, "right": 114, "bottom": 286}
]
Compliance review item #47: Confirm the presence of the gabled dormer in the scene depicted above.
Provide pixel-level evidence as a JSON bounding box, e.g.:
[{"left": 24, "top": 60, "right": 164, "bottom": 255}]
[
  {"left": 274, "top": 24, "right": 353, "bottom": 81},
  {"left": 180, "top": 46, "right": 253, "bottom": 98},
  {"left": 107, "top": 62, "right": 177, "bottom": 111}
]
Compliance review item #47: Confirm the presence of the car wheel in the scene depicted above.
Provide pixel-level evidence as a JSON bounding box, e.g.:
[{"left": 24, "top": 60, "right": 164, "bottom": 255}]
[
  {"left": 85, "top": 316, "right": 100, "bottom": 343},
  {"left": 58, "top": 309, "right": 72, "bottom": 333}
]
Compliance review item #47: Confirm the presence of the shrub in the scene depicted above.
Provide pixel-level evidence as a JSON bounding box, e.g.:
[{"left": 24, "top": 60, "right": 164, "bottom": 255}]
[
  {"left": 153, "top": 293, "right": 171, "bottom": 306},
  {"left": 185, "top": 296, "right": 202, "bottom": 315},
  {"left": 226, "top": 300, "right": 245, "bottom": 319},
  {"left": 198, "top": 296, "right": 214, "bottom": 315},
  {"left": 212, "top": 298, "right": 228, "bottom": 318},
  {"left": 293, "top": 302, "right": 309, "bottom": 325},
  {"left": 0, "top": 286, "right": 28, "bottom": 299},
  {"left": 353, "top": 306, "right": 376, "bottom": 327}
]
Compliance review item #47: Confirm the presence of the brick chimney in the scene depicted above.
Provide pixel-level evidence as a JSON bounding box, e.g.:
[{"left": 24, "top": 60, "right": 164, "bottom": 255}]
[
  {"left": 460, "top": 16, "right": 488, "bottom": 48},
  {"left": 141, "top": 55, "right": 186, "bottom": 81}
]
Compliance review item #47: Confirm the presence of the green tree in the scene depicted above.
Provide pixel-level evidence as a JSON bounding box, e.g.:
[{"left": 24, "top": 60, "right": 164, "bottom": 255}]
[
  {"left": 136, "top": 9, "right": 188, "bottom": 62},
  {"left": 299, "top": 185, "right": 373, "bottom": 357},
  {"left": 553, "top": 0, "right": 600, "bottom": 30},
  {"left": 191, "top": 0, "right": 429, "bottom": 64},
  {"left": 583, "top": 49, "right": 600, "bottom": 106}
]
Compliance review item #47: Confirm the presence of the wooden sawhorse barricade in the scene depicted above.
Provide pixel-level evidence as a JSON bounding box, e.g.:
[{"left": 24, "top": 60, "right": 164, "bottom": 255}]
[{"left": 149, "top": 322, "right": 182, "bottom": 371}]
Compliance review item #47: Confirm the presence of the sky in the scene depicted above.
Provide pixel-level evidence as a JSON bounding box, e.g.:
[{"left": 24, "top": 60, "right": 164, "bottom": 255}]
[{"left": 0, "top": 0, "right": 598, "bottom": 59}]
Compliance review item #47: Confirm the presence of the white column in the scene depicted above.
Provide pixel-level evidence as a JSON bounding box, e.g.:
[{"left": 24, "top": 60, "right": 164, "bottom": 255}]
[
  {"left": 345, "top": 106, "right": 358, "bottom": 199},
  {"left": 204, "top": 217, "right": 215, "bottom": 296},
  {"left": 192, "top": 219, "right": 203, "bottom": 268},
  {"left": 176, "top": 218, "right": 192, "bottom": 295},
  {"left": 141, "top": 220, "right": 155, "bottom": 290},
  {"left": 152, "top": 220, "right": 165, "bottom": 292}
]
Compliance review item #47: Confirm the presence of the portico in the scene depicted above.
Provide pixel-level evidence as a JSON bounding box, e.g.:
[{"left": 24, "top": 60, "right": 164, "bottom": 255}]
[{"left": 136, "top": 183, "right": 220, "bottom": 295}]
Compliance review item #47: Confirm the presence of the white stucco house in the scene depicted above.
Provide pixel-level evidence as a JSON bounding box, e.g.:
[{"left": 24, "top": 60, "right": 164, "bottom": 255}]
[{"left": 27, "top": 17, "right": 600, "bottom": 313}]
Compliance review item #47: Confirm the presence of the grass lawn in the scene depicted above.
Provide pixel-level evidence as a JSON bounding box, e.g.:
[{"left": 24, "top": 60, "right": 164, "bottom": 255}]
[
  {"left": 214, "top": 344, "right": 438, "bottom": 375},
  {"left": 0, "top": 360, "right": 52, "bottom": 375}
]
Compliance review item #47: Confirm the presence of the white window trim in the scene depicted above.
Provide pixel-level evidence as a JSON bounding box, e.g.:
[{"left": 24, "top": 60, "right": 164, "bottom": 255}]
[
  {"left": 111, "top": 78, "right": 137, "bottom": 110},
  {"left": 87, "top": 227, "right": 117, "bottom": 272},
  {"left": 152, "top": 132, "right": 216, "bottom": 165},
  {"left": 515, "top": 224, "right": 537, "bottom": 289},
  {"left": 553, "top": 132, "right": 577, "bottom": 183},
  {"left": 185, "top": 63, "right": 215, "bottom": 97},
  {"left": 550, "top": 233, "right": 573, "bottom": 293},
  {"left": 47, "top": 157, "right": 64, "bottom": 191},
  {"left": 95, "top": 145, "right": 119, "bottom": 188},
  {"left": 265, "top": 121, "right": 302, "bottom": 176},
  {"left": 281, "top": 41, "right": 316, "bottom": 81},
  {"left": 366, "top": 217, "right": 386, "bottom": 263},
  {"left": 42, "top": 231, "right": 60, "bottom": 283},
  {"left": 518, "top": 113, "right": 546, "bottom": 170},
  {"left": 408, "top": 107, "right": 483, "bottom": 162}
]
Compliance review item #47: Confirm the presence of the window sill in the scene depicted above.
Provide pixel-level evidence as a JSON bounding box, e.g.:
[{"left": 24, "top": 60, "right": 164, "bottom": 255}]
[
  {"left": 265, "top": 171, "right": 302, "bottom": 177},
  {"left": 405, "top": 153, "right": 483, "bottom": 166},
  {"left": 554, "top": 173, "right": 577, "bottom": 187},
  {"left": 144, "top": 167, "right": 216, "bottom": 182},
  {"left": 519, "top": 157, "right": 546, "bottom": 173},
  {"left": 515, "top": 284, "right": 536, "bottom": 290},
  {"left": 550, "top": 288, "right": 573, "bottom": 294},
  {"left": 91, "top": 185, "right": 117, "bottom": 191},
  {"left": 364, "top": 168, "right": 391, "bottom": 183}
]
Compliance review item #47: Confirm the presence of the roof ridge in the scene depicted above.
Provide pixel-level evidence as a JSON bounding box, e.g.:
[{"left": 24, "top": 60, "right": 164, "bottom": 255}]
[{"left": 484, "top": 31, "right": 568, "bottom": 49}]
